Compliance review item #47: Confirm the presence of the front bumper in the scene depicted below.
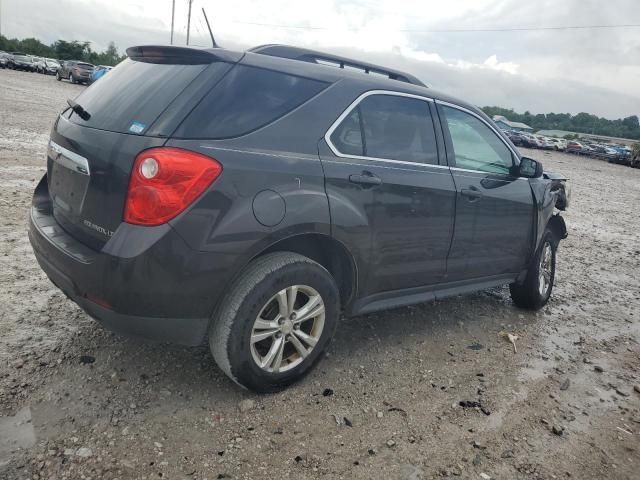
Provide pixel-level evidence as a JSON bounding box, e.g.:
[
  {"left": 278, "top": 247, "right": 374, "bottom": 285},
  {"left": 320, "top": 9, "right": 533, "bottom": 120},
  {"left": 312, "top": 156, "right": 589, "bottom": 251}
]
[{"left": 28, "top": 176, "right": 222, "bottom": 346}]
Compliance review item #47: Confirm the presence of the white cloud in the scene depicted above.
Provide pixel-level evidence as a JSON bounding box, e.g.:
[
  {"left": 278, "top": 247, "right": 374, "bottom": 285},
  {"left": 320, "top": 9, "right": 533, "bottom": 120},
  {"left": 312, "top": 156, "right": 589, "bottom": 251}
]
[{"left": 483, "top": 55, "right": 519, "bottom": 74}]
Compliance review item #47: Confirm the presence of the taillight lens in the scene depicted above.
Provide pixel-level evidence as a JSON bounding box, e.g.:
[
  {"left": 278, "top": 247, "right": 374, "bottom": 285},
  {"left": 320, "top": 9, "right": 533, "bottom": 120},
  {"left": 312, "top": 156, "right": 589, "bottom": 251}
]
[{"left": 124, "top": 147, "right": 222, "bottom": 226}]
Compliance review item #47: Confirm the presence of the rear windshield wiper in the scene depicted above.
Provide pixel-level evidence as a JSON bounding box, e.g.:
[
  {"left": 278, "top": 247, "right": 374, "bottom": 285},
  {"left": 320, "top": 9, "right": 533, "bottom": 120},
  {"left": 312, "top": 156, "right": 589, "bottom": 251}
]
[{"left": 67, "top": 99, "right": 91, "bottom": 121}]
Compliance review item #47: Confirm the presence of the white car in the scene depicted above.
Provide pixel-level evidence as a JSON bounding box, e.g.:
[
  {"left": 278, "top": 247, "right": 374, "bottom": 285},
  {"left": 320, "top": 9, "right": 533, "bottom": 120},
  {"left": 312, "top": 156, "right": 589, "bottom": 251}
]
[
  {"left": 535, "top": 136, "right": 555, "bottom": 150},
  {"left": 549, "top": 138, "right": 567, "bottom": 151}
]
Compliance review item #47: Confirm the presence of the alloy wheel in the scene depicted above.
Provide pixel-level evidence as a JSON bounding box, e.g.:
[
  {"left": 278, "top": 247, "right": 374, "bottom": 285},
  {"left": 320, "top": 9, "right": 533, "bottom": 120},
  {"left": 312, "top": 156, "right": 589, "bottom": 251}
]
[
  {"left": 538, "top": 242, "right": 553, "bottom": 296},
  {"left": 250, "top": 285, "right": 325, "bottom": 373}
]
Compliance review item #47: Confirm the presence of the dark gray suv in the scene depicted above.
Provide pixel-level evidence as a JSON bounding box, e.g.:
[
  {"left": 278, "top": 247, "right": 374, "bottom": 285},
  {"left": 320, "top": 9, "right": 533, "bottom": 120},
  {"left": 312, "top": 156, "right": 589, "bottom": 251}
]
[{"left": 29, "top": 44, "right": 569, "bottom": 392}]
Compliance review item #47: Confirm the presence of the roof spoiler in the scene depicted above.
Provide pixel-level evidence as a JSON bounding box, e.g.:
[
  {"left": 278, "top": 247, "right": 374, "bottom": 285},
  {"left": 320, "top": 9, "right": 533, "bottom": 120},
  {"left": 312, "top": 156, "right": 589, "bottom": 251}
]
[
  {"left": 126, "top": 45, "right": 242, "bottom": 64},
  {"left": 249, "top": 44, "right": 425, "bottom": 87}
]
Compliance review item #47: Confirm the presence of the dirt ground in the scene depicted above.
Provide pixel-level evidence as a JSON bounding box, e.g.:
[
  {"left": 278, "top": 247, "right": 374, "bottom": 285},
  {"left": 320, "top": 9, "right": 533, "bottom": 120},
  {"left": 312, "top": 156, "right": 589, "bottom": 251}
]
[{"left": 0, "top": 68, "right": 639, "bottom": 480}]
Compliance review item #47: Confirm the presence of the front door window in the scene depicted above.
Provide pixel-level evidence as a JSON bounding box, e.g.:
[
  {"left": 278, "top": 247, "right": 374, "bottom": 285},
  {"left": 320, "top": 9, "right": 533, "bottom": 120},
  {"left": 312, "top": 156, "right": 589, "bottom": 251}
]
[{"left": 441, "top": 105, "right": 513, "bottom": 175}]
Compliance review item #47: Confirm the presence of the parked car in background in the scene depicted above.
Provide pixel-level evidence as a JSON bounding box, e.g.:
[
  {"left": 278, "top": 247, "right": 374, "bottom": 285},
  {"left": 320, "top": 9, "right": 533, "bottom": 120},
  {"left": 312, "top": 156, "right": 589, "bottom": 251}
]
[
  {"left": 549, "top": 138, "right": 566, "bottom": 151},
  {"left": 509, "top": 131, "right": 546, "bottom": 150},
  {"left": 29, "top": 44, "right": 569, "bottom": 392},
  {"left": 580, "top": 144, "right": 596, "bottom": 156},
  {"left": 0, "top": 51, "right": 9, "bottom": 69},
  {"left": 535, "top": 136, "right": 555, "bottom": 150},
  {"left": 88, "top": 65, "right": 113, "bottom": 84},
  {"left": 607, "top": 146, "right": 632, "bottom": 165},
  {"left": 40, "top": 58, "right": 61, "bottom": 75},
  {"left": 588, "top": 144, "right": 609, "bottom": 158},
  {"left": 529, "top": 135, "right": 545, "bottom": 149},
  {"left": 9, "top": 52, "right": 36, "bottom": 71},
  {"left": 31, "top": 56, "right": 45, "bottom": 72},
  {"left": 519, "top": 133, "right": 540, "bottom": 148},
  {"left": 504, "top": 130, "right": 525, "bottom": 146},
  {"left": 56, "top": 60, "right": 95, "bottom": 84},
  {"left": 566, "top": 141, "right": 584, "bottom": 154}
]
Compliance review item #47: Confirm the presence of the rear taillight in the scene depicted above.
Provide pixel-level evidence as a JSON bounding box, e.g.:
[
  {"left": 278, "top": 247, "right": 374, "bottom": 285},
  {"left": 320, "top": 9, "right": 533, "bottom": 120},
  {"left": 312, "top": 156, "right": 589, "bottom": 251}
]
[{"left": 124, "top": 147, "right": 222, "bottom": 226}]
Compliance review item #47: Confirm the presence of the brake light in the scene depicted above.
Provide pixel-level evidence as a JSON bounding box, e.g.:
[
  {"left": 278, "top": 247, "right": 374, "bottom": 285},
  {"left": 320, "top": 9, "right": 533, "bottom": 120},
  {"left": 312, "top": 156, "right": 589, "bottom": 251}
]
[{"left": 124, "top": 147, "right": 222, "bottom": 226}]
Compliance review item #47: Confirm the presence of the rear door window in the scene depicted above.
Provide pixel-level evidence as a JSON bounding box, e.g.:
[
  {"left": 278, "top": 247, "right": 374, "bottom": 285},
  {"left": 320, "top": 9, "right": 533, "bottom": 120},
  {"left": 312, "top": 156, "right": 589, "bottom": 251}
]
[
  {"left": 329, "top": 94, "right": 439, "bottom": 165},
  {"left": 174, "top": 65, "right": 329, "bottom": 139},
  {"left": 68, "top": 58, "right": 210, "bottom": 134},
  {"left": 329, "top": 108, "right": 363, "bottom": 156}
]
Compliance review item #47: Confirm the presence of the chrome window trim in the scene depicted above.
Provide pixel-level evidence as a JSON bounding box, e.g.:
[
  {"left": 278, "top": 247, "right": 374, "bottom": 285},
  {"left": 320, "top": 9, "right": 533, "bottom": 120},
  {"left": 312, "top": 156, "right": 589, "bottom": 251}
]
[
  {"left": 449, "top": 166, "right": 528, "bottom": 181},
  {"left": 321, "top": 158, "right": 452, "bottom": 175},
  {"left": 48, "top": 140, "right": 90, "bottom": 175},
  {"left": 324, "top": 90, "right": 438, "bottom": 167},
  {"left": 436, "top": 100, "right": 521, "bottom": 162}
]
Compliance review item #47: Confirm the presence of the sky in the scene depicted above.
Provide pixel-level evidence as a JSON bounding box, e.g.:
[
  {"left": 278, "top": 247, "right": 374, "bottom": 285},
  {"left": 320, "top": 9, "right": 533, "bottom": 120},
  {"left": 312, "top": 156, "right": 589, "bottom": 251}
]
[{"left": 2, "top": 0, "right": 639, "bottom": 119}]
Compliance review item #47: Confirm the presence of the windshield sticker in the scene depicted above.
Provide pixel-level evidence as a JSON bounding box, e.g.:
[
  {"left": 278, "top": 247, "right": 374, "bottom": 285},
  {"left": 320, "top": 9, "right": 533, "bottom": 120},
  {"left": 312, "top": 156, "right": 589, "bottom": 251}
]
[{"left": 128, "top": 121, "right": 146, "bottom": 134}]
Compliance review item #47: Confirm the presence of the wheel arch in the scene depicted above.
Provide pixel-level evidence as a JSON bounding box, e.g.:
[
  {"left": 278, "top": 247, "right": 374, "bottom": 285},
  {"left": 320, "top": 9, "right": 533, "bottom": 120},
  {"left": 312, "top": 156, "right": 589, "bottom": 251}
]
[
  {"left": 255, "top": 233, "right": 357, "bottom": 310},
  {"left": 547, "top": 214, "right": 567, "bottom": 245}
]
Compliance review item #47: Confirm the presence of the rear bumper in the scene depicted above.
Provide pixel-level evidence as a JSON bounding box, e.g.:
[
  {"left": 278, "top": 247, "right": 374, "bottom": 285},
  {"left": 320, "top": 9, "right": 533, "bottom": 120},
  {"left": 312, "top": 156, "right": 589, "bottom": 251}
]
[
  {"left": 28, "top": 176, "right": 226, "bottom": 346},
  {"left": 30, "top": 233, "right": 209, "bottom": 345}
]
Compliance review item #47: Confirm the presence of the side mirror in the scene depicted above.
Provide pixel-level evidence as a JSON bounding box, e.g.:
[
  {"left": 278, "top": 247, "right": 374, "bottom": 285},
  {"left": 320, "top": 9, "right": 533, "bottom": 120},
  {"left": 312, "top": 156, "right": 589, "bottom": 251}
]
[{"left": 519, "top": 157, "right": 543, "bottom": 178}]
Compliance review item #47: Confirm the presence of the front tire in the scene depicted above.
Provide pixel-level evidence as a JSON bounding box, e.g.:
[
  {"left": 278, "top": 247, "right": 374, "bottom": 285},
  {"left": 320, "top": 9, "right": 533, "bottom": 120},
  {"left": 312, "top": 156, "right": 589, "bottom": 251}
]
[
  {"left": 510, "top": 229, "right": 557, "bottom": 310},
  {"left": 56, "top": 71, "right": 61, "bottom": 81},
  {"left": 209, "top": 252, "right": 340, "bottom": 392}
]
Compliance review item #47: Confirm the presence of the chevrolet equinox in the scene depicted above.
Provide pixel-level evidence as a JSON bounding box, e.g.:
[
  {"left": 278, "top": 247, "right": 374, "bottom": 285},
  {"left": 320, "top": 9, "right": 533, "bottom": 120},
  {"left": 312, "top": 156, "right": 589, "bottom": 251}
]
[{"left": 29, "top": 44, "right": 569, "bottom": 392}]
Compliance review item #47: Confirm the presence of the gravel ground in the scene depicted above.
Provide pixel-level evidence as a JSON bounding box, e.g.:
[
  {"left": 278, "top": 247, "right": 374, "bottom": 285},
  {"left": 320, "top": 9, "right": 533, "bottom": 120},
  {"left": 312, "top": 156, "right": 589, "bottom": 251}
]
[{"left": 1, "top": 68, "right": 639, "bottom": 480}]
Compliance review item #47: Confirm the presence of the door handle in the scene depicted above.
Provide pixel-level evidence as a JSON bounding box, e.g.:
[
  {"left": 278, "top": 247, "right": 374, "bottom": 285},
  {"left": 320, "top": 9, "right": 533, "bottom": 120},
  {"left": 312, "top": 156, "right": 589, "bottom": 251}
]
[
  {"left": 349, "top": 173, "right": 382, "bottom": 187},
  {"left": 461, "top": 186, "right": 483, "bottom": 201}
]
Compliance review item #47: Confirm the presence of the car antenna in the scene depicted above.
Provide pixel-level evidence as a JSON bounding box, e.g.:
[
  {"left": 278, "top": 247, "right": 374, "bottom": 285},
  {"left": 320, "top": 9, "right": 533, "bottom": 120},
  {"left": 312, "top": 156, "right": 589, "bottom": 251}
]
[{"left": 202, "top": 8, "right": 218, "bottom": 47}]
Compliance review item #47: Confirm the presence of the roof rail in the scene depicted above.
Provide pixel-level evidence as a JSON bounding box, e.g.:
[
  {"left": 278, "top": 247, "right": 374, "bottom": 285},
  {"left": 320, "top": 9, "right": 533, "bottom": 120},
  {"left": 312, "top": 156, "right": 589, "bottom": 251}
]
[{"left": 249, "top": 44, "right": 426, "bottom": 87}]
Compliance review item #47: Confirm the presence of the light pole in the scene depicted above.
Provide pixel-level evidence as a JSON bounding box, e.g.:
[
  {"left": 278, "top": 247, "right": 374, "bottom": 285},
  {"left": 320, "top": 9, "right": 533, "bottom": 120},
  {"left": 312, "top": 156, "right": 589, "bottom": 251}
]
[
  {"left": 186, "top": 0, "right": 193, "bottom": 45},
  {"left": 170, "top": 0, "right": 175, "bottom": 44}
]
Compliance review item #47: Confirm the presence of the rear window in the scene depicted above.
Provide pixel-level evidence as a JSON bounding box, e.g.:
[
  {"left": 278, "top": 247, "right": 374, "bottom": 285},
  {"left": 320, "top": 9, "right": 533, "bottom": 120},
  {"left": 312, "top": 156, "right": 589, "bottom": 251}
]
[
  {"left": 174, "top": 64, "right": 329, "bottom": 139},
  {"left": 69, "top": 58, "right": 208, "bottom": 134}
]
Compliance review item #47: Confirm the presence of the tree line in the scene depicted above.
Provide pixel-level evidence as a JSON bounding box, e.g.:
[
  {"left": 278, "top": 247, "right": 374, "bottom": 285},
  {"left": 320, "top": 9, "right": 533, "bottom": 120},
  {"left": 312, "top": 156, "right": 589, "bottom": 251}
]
[
  {"left": 0, "top": 35, "right": 126, "bottom": 66},
  {"left": 482, "top": 106, "right": 640, "bottom": 140}
]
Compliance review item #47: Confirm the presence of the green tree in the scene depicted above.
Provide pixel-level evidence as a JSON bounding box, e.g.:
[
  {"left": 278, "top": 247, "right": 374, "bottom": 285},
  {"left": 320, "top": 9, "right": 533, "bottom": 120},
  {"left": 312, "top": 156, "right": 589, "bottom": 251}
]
[
  {"left": 2, "top": 34, "right": 126, "bottom": 66},
  {"left": 481, "top": 107, "right": 640, "bottom": 140},
  {"left": 0, "top": 35, "right": 53, "bottom": 57},
  {"left": 53, "top": 40, "right": 91, "bottom": 60}
]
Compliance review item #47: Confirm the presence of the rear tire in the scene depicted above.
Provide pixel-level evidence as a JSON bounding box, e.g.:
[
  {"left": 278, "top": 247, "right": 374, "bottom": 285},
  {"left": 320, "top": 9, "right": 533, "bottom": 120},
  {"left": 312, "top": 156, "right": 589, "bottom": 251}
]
[
  {"left": 56, "top": 71, "right": 61, "bottom": 81},
  {"left": 510, "top": 229, "right": 557, "bottom": 310},
  {"left": 209, "top": 252, "right": 340, "bottom": 392}
]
